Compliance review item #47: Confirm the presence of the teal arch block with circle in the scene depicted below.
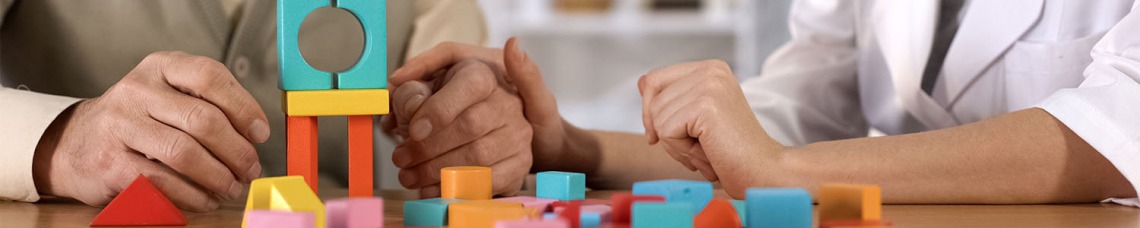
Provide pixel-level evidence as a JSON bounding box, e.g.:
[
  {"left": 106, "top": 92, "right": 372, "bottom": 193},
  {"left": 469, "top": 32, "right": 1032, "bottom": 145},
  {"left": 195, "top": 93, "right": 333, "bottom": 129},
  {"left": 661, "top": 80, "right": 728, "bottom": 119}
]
[
  {"left": 336, "top": 0, "right": 387, "bottom": 89},
  {"left": 277, "top": 0, "right": 387, "bottom": 91},
  {"left": 278, "top": 0, "right": 332, "bottom": 91}
]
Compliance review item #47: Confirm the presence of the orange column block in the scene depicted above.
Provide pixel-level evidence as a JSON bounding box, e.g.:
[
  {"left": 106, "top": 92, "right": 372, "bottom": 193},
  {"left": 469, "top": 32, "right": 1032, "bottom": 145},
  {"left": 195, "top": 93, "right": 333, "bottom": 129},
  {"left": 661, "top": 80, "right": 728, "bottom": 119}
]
[
  {"left": 287, "top": 116, "right": 319, "bottom": 194},
  {"left": 819, "top": 184, "right": 882, "bottom": 222},
  {"left": 441, "top": 166, "right": 492, "bottom": 200},
  {"left": 448, "top": 200, "right": 535, "bottom": 228},
  {"left": 694, "top": 199, "right": 743, "bottom": 228},
  {"left": 347, "top": 115, "right": 374, "bottom": 197}
]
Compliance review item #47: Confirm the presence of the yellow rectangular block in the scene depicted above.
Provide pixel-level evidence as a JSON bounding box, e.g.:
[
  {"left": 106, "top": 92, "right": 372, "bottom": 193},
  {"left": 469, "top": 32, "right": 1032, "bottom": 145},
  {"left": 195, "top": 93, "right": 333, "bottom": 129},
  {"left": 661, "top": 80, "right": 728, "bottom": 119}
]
[
  {"left": 448, "top": 200, "right": 536, "bottom": 228},
  {"left": 243, "top": 176, "right": 326, "bottom": 228},
  {"left": 819, "top": 183, "right": 882, "bottom": 222},
  {"left": 441, "top": 166, "right": 492, "bottom": 200},
  {"left": 284, "top": 89, "right": 389, "bottom": 116}
]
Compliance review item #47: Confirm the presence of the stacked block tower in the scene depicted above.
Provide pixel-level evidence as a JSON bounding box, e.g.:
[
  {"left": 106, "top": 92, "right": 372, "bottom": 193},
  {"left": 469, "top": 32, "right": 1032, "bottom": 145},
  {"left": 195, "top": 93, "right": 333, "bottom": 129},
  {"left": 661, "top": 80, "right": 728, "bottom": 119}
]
[{"left": 278, "top": 0, "right": 388, "bottom": 197}]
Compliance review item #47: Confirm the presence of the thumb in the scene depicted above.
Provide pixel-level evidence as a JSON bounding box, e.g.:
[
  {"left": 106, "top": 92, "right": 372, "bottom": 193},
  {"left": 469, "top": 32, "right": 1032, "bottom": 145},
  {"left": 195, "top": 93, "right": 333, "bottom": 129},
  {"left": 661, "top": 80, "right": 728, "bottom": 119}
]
[{"left": 503, "top": 37, "right": 559, "bottom": 125}]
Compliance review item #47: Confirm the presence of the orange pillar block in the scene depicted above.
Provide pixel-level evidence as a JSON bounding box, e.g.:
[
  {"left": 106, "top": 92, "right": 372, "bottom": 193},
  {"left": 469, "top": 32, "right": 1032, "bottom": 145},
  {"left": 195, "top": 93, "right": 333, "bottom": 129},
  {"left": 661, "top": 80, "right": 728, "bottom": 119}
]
[
  {"left": 819, "top": 184, "right": 882, "bottom": 222},
  {"left": 287, "top": 116, "right": 319, "bottom": 194},
  {"left": 441, "top": 166, "right": 492, "bottom": 200},
  {"left": 694, "top": 199, "right": 743, "bottom": 228},
  {"left": 347, "top": 115, "right": 374, "bottom": 197}
]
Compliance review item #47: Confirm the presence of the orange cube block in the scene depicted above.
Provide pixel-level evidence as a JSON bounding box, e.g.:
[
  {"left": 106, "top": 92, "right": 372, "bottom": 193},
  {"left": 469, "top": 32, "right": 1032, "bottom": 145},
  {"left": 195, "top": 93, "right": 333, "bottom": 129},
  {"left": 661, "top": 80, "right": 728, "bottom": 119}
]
[
  {"left": 819, "top": 184, "right": 882, "bottom": 222},
  {"left": 287, "top": 116, "right": 319, "bottom": 193},
  {"left": 347, "top": 115, "right": 374, "bottom": 197},
  {"left": 441, "top": 166, "right": 492, "bottom": 200},
  {"left": 694, "top": 199, "right": 743, "bottom": 228},
  {"left": 448, "top": 200, "right": 535, "bottom": 228}
]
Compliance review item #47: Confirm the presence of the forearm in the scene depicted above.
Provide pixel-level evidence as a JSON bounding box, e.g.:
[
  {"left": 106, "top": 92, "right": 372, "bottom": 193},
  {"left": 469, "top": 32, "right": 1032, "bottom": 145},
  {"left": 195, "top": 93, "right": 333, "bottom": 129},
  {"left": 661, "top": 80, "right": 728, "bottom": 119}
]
[
  {"left": 769, "top": 108, "right": 1135, "bottom": 204},
  {"left": 580, "top": 130, "right": 703, "bottom": 189}
]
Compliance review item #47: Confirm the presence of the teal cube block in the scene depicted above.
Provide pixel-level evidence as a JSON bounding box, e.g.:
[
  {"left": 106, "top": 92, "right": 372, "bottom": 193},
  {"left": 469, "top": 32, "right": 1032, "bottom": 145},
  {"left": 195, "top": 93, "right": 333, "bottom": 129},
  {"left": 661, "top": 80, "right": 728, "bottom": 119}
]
[
  {"left": 277, "top": 0, "right": 387, "bottom": 90},
  {"left": 631, "top": 179, "right": 713, "bottom": 215},
  {"left": 277, "top": 0, "right": 332, "bottom": 91},
  {"left": 334, "top": 0, "right": 388, "bottom": 89},
  {"left": 730, "top": 199, "right": 747, "bottom": 227},
  {"left": 747, "top": 188, "right": 812, "bottom": 228},
  {"left": 403, "top": 198, "right": 462, "bottom": 226},
  {"left": 581, "top": 213, "right": 602, "bottom": 228},
  {"left": 631, "top": 202, "right": 692, "bottom": 228},
  {"left": 537, "top": 171, "right": 586, "bottom": 200}
]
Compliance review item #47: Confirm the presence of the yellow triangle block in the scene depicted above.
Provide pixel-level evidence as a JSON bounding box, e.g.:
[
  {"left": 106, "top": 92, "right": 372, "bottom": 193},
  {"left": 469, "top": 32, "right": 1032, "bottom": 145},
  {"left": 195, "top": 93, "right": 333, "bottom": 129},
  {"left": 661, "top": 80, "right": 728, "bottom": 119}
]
[{"left": 243, "top": 176, "right": 326, "bottom": 228}]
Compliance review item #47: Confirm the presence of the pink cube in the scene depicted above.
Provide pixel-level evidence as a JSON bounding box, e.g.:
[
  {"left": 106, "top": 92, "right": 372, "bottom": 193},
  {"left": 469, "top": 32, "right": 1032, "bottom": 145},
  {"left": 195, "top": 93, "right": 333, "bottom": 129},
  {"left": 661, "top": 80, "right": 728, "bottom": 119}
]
[
  {"left": 495, "top": 196, "right": 558, "bottom": 212},
  {"left": 494, "top": 219, "right": 570, "bottom": 228},
  {"left": 326, "top": 197, "right": 384, "bottom": 228},
  {"left": 245, "top": 210, "right": 315, "bottom": 228}
]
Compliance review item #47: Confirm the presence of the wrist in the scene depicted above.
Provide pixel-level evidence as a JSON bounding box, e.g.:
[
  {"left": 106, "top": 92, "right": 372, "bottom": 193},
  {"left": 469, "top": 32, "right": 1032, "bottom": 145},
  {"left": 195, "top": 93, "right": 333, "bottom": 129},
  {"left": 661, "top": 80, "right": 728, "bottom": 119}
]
[{"left": 33, "top": 101, "right": 82, "bottom": 197}]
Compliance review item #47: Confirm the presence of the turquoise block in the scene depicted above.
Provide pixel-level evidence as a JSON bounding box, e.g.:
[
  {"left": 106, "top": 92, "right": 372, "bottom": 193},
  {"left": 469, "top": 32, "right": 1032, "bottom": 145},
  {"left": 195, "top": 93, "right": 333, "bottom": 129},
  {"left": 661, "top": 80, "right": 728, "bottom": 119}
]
[
  {"left": 536, "top": 171, "right": 586, "bottom": 200},
  {"left": 543, "top": 212, "right": 558, "bottom": 220},
  {"left": 403, "top": 198, "right": 462, "bottom": 226},
  {"left": 335, "top": 0, "right": 387, "bottom": 89},
  {"left": 746, "top": 188, "right": 812, "bottom": 228},
  {"left": 631, "top": 202, "right": 692, "bottom": 228},
  {"left": 581, "top": 213, "right": 602, "bottom": 228},
  {"left": 277, "top": 0, "right": 332, "bottom": 90},
  {"left": 730, "top": 200, "right": 747, "bottom": 227},
  {"left": 631, "top": 179, "right": 713, "bottom": 215}
]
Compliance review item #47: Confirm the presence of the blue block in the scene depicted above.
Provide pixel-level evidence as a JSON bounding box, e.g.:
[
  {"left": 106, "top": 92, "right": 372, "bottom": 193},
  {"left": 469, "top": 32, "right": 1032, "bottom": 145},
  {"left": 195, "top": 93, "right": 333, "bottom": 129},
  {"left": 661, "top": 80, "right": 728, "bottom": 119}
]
[
  {"left": 543, "top": 212, "right": 558, "bottom": 220},
  {"left": 335, "top": 0, "right": 388, "bottom": 89},
  {"left": 746, "top": 188, "right": 812, "bottom": 228},
  {"left": 631, "top": 179, "right": 713, "bottom": 215},
  {"left": 277, "top": 0, "right": 332, "bottom": 91},
  {"left": 403, "top": 198, "right": 462, "bottom": 226},
  {"left": 537, "top": 171, "right": 586, "bottom": 201},
  {"left": 581, "top": 212, "right": 608, "bottom": 228},
  {"left": 631, "top": 202, "right": 692, "bottom": 228},
  {"left": 730, "top": 200, "right": 747, "bottom": 227}
]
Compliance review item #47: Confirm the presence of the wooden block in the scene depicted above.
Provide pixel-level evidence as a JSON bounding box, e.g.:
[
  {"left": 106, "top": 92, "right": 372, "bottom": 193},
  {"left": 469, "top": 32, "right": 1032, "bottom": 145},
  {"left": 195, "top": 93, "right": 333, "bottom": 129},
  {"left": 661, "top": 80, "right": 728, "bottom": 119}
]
[
  {"left": 631, "top": 202, "right": 692, "bottom": 228},
  {"left": 632, "top": 179, "right": 713, "bottom": 215},
  {"left": 347, "top": 115, "right": 374, "bottom": 197},
  {"left": 580, "top": 205, "right": 611, "bottom": 228},
  {"left": 449, "top": 200, "right": 534, "bottom": 228},
  {"left": 287, "top": 116, "right": 319, "bottom": 193},
  {"left": 819, "top": 184, "right": 882, "bottom": 222},
  {"left": 551, "top": 201, "right": 582, "bottom": 228},
  {"left": 403, "top": 198, "right": 463, "bottom": 226},
  {"left": 820, "top": 220, "right": 893, "bottom": 228},
  {"left": 694, "top": 199, "right": 742, "bottom": 228},
  {"left": 90, "top": 175, "right": 186, "bottom": 226},
  {"left": 441, "top": 166, "right": 492, "bottom": 200},
  {"left": 333, "top": 0, "right": 387, "bottom": 89},
  {"left": 730, "top": 200, "right": 747, "bottom": 227},
  {"left": 495, "top": 219, "right": 570, "bottom": 228},
  {"left": 243, "top": 176, "right": 326, "bottom": 228},
  {"left": 245, "top": 211, "right": 315, "bottom": 228},
  {"left": 536, "top": 171, "right": 586, "bottom": 201},
  {"left": 610, "top": 193, "right": 666, "bottom": 224},
  {"left": 496, "top": 196, "right": 559, "bottom": 212},
  {"left": 277, "top": 0, "right": 332, "bottom": 91},
  {"left": 746, "top": 188, "right": 811, "bottom": 228},
  {"left": 326, "top": 197, "right": 383, "bottom": 228},
  {"left": 284, "top": 89, "right": 389, "bottom": 116}
]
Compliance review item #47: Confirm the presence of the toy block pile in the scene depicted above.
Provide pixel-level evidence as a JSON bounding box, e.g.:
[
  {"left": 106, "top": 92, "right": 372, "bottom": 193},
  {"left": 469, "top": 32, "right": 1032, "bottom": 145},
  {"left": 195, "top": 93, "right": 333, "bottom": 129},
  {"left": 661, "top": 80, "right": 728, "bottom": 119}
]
[
  {"left": 279, "top": 0, "right": 388, "bottom": 197},
  {"left": 241, "top": 176, "right": 385, "bottom": 228}
]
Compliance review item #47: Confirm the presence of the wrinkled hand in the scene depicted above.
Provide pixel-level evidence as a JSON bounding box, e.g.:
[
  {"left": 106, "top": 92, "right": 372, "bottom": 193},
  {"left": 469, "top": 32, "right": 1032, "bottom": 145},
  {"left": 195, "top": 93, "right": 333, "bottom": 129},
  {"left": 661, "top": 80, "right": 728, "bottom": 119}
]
[
  {"left": 383, "top": 40, "right": 542, "bottom": 197},
  {"left": 33, "top": 52, "right": 269, "bottom": 212},
  {"left": 638, "top": 60, "right": 784, "bottom": 198}
]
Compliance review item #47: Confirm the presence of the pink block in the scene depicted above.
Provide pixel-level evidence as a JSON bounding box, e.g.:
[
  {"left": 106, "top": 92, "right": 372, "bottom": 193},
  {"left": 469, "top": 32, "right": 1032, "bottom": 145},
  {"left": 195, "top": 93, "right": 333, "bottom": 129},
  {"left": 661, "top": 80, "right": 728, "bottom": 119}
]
[
  {"left": 326, "top": 197, "right": 384, "bottom": 228},
  {"left": 494, "top": 219, "right": 570, "bottom": 228},
  {"left": 581, "top": 205, "right": 611, "bottom": 214},
  {"left": 245, "top": 210, "right": 315, "bottom": 228},
  {"left": 496, "top": 196, "right": 558, "bottom": 212}
]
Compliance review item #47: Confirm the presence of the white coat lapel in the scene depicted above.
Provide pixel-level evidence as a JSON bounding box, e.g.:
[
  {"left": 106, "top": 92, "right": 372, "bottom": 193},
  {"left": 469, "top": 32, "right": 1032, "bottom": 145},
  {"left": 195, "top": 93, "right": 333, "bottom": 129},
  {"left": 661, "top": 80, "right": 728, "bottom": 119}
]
[
  {"left": 942, "top": 0, "right": 1044, "bottom": 105},
  {"left": 873, "top": 0, "right": 963, "bottom": 129}
]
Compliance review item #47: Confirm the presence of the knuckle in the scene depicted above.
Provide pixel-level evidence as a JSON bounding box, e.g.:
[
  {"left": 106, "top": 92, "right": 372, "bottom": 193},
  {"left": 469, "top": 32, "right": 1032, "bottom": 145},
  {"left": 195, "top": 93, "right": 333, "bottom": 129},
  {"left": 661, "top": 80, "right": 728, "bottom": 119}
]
[
  {"left": 235, "top": 146, "right": 260, "bottom": 171},
  {"left": 182, "top": 103, "right": 226, "bottom": 135},
  {"left": 163, "top": 134, "right": 194, "bottom": 166},
  {"left": 464, "top": 140, "right": 495, "bottom": 166}
]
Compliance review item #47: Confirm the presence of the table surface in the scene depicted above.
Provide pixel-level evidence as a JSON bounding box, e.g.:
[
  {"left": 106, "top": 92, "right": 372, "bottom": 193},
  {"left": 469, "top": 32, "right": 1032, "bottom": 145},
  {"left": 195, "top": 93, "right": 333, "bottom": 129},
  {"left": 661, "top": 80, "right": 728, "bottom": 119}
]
[{"left": 2, "top": 188, "right": 1137, "bottom": 227}]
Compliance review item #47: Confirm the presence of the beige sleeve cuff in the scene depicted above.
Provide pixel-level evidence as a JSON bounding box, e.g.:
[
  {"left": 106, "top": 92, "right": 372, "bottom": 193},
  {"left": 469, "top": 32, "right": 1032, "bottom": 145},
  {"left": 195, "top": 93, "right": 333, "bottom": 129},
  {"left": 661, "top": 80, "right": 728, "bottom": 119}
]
[{"left": 0, "top": 88, "right": 82, "bottom": 202}]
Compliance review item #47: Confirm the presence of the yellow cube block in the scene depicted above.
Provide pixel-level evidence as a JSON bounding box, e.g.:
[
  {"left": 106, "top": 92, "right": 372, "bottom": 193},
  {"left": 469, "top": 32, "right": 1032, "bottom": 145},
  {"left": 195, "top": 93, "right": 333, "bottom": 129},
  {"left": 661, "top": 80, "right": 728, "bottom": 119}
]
[
  {"left": 284, "top": 89, "right": 389, "bottom": 116},
  {"left": 818, "top": 183, "right": 882, "bottom": 222},
  {"left": 243, "top": 176, "right": 326, "bottom": 228},
  {"left": 441, "top": 166, "right": 492, "bottom": 200},
  {"left": 448, "top": 200, "right": 535, "bottom": 228}
]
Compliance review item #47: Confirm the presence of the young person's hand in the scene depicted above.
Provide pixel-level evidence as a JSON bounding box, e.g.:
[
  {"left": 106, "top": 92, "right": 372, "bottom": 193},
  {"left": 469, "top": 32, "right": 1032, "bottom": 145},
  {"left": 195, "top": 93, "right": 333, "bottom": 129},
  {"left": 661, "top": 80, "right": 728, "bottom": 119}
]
[
  {"left": 33, "top": 51, "right": 270, "bottom": 212},
  {"left": 638, "top": 60, "right": 785, "bottom": 198}
]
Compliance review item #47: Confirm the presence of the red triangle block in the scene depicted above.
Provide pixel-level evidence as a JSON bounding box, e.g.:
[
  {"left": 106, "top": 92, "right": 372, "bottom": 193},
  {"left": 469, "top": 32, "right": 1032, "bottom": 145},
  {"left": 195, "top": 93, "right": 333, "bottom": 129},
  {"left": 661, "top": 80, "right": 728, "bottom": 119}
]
[{"left": 90, "top": 175, "right": 187, "bottom": 226}]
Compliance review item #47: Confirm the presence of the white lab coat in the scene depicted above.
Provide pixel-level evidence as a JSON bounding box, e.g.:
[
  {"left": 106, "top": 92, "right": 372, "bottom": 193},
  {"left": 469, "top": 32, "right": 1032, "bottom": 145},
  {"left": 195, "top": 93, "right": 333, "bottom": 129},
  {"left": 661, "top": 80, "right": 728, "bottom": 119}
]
[{"left": 743, "top": 0, "right": 1140, "bottom": 205}]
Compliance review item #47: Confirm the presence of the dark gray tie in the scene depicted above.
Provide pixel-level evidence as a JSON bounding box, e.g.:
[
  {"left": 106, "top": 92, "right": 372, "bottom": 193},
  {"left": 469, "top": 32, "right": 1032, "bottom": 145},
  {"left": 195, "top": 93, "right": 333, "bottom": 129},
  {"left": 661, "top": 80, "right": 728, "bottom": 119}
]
[{"left": 921, "top": 0, "right": 966, "bottom": 95}]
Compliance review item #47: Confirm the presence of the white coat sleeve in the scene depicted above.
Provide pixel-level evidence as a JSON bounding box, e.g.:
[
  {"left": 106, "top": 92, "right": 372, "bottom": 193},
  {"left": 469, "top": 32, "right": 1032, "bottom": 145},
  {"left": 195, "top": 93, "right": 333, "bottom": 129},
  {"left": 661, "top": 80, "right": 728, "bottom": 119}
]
[
  {"left": 740, "top": 0, "right": 866, "bottom": 146},
  {"left": 1035, "top": 1, "right": 1140, "bottom": 206}
]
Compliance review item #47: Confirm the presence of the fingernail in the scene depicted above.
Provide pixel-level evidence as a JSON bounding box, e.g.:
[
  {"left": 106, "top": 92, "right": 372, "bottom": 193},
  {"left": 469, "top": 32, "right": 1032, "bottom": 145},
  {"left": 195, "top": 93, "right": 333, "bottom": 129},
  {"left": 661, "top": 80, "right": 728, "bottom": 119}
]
[
  {"left": 227, "top": 181, "right": 243, "bottom": 200},
  {"left": 248, "top": 120, "right": 270, "bottom": 143},
  {"left": 410, "top": 119, "right": 432, "bottom": 141},
  {"left": 245, "top": 163, "right": 262, "bottom": 182},
  {"left": 404, "top": 94, "right": 425, "bottom": 115},
  {"left": 392, "top": 147, "right": 411, "bottom": 168}
]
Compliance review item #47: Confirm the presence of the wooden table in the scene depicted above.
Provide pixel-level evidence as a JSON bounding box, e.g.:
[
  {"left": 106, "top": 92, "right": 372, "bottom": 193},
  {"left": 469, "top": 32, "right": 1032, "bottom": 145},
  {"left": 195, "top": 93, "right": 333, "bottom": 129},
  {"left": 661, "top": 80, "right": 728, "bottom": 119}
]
[{"left": 2, "top": 188, "right": 1137, "bottom": 227}]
